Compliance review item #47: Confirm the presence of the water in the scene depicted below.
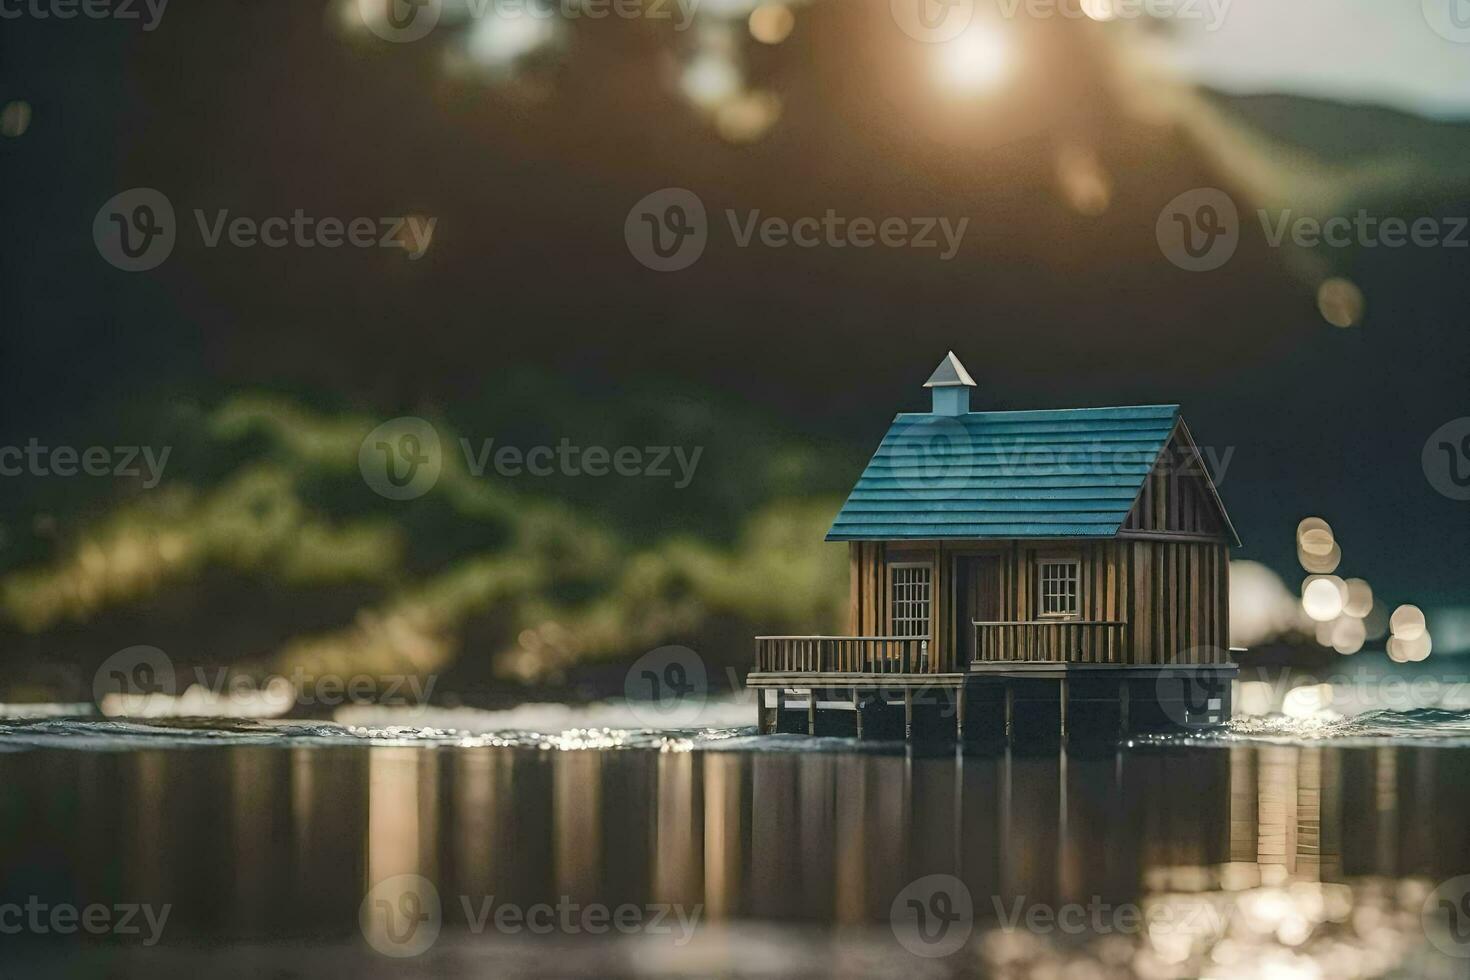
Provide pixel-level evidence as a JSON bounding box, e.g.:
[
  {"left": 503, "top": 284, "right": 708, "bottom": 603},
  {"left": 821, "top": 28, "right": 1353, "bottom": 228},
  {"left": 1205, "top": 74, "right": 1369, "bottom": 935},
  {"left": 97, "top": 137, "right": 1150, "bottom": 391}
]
[{"left": 3, "top": 704, "right": 1470, "bottom": 978}]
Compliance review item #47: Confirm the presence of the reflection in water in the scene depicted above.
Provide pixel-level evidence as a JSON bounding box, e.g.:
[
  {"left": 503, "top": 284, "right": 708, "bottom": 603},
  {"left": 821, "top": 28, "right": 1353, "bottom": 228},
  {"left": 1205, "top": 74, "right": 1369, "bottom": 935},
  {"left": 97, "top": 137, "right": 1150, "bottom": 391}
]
[{"left": 2, "top": 741, "right": 1469, "bottom": 977}]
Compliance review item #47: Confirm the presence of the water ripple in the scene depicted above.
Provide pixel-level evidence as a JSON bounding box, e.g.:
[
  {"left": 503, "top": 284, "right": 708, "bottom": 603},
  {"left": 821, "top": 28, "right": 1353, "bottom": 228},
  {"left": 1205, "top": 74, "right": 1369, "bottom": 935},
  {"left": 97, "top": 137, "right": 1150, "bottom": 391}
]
[{"left": 5, "top": 706, "right": 1470, "bottom": 752}]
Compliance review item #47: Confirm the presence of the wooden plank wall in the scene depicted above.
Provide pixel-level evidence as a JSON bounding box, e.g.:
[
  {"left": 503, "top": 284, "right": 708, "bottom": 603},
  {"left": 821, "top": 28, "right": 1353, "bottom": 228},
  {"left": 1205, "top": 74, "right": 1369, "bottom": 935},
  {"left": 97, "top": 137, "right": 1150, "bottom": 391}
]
[
  {"left": 846, "top": 537, "right": 1230, "bottom": 666},
  {"left": 1127, "top": 539, "right": 1230, "bottom": 663},
  {"left": 849, "top": 541, "right": 890, "bottom": 636},
  {"left": 1000, "top": 541, "right": 1125, "bottom": 625},
  {"left": 1122, "top": 426, "right": 1226, "bottom": 537}
]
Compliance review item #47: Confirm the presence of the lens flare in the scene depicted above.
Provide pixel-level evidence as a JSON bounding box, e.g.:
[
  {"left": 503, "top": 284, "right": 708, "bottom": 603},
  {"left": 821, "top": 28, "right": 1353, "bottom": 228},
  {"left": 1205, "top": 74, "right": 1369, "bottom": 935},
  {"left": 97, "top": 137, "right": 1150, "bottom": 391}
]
[{"left": 934, "top": 25, "right": 1011, "bottom": 96}]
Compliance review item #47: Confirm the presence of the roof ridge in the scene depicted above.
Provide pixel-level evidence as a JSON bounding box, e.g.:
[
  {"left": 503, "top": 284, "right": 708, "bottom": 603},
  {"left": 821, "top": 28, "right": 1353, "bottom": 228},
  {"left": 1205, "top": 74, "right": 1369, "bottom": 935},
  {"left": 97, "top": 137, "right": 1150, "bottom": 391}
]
[{"left": 893, "top": 404, "right": 1180, "bottom": 418}]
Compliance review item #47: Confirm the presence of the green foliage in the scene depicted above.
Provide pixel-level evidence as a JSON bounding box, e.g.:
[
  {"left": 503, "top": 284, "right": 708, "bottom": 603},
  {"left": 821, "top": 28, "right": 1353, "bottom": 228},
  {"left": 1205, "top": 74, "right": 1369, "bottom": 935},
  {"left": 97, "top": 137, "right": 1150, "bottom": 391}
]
[{"left": 0, "top": 388, "right": 857, "bottom": 691}]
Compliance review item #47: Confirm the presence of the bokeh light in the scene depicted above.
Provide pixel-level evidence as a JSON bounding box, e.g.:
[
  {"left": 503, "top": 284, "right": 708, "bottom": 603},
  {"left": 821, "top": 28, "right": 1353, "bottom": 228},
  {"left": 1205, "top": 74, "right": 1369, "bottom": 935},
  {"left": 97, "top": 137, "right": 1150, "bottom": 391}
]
[
  {"left": 1296, "top": 517, "right": 1342, "bottom": 574},
  {"left": 748, "top": 4, "right": 794, "bottom": 45},
  {"left": 1389, "top": 604, "right": 1426, "bottom": 641},
  {"left": 1056, "top": 144, "right": 1113, "bottom": 217},
  {"left": 1316, "top": 277, "right": 1365, "bottom": 328},
  {"left": 1329, "top": 616, "right": 1365, "bottom": 655},
  {"left": 934, "top": 24, "right": 1011, "bottom": 96},
  {"left": 1302, "top": 576, "right": 1345, "bottom": 622},
  {"left": 682, "top": 51, "right": 742, "bottom": 109},
  {"left": 715, "top": 91, "right": 782, "bottom": 143},
  {"left": 461, "top": 10, "right": 561, "bottom": 76},
  {"left": 0, "top": 100, "right": 31, "bottom": 138},
  {"left": 1342, "top": 578, "right": 1373, "bottom": 618}
]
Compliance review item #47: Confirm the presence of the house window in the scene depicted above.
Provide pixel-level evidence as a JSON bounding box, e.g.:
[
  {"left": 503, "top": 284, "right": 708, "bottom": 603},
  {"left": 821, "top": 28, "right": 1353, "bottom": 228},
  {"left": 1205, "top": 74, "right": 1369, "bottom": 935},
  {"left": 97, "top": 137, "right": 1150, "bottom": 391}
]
[
  {"left": 890, "top": 564, "right": 932, "bottom": 637},
  {"left": 1038, "top": 559, "right": 1080, "bottom": 618}
]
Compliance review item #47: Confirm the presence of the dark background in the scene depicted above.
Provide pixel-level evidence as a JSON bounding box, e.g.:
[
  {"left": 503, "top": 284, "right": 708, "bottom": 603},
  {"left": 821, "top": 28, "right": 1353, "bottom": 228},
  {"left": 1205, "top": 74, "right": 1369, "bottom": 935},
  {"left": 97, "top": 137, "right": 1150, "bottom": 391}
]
[{"left": 1, "top": 0, "right": 1467, "bottom": 696}]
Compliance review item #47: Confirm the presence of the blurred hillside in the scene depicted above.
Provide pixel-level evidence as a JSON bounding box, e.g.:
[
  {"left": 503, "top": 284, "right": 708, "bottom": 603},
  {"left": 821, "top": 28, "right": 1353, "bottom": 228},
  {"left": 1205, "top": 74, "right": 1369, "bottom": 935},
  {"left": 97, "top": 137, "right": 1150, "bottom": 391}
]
[{"left": 0, "top": 382, "right": 854, "bottom": 701}]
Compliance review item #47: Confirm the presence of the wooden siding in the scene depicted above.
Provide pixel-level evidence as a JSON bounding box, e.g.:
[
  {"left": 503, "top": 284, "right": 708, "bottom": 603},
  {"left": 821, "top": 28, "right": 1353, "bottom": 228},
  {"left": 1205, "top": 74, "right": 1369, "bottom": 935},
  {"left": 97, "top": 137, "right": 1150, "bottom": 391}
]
[
  {"left": 848, "top": 536, "right": 1230, "bottom": 666},
  {"left": 1125, "top": 539, "right": 1230, "bottom": 664},
  {"left": 850, "top": 542, "right": 891, "bottom": 637},
  {"left": 1121, "top": 423, "right": 1230, "bottom": 539}
]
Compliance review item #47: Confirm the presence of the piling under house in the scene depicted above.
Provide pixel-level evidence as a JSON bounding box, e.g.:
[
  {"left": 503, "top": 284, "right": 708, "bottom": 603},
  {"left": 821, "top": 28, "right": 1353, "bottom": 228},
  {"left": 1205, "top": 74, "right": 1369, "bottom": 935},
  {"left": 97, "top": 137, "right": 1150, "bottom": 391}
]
[{"left": 749, "top": 352, "right": 1241, "bottom": 741}]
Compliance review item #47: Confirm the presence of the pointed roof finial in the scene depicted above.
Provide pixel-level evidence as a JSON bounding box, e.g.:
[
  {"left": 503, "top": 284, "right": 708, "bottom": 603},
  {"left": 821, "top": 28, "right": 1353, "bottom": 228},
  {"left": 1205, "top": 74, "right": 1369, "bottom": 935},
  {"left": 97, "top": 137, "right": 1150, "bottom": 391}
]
[{"left": 923, "top": 351, "right": 976, "bottom": 388}]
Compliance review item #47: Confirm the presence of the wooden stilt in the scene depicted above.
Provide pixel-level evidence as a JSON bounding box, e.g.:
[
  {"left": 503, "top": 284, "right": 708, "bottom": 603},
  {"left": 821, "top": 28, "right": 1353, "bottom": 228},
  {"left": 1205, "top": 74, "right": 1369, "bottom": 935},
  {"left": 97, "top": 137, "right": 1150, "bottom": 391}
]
[
  {"left": 853, "top": 690, "right": 863, "bottom": 739},
  {"left": 904, "top": 689, "right": 914, "bottom": 741},
  {"left": 1004, "top": 683, "right": 1014, "bottom": 739},
  {"left": 807, "top": 688, "right": 816, "bottom": 735},
  {"left": 955, "top": 684, "right": 966, "bottom": 742}
]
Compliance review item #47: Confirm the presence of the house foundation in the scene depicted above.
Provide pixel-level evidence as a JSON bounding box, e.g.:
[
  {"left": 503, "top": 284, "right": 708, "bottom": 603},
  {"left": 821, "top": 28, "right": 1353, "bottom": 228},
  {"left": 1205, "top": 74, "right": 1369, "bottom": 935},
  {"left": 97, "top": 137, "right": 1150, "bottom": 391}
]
[{"left": 747, "top": 663, "right": 1237, "bottom": 743}]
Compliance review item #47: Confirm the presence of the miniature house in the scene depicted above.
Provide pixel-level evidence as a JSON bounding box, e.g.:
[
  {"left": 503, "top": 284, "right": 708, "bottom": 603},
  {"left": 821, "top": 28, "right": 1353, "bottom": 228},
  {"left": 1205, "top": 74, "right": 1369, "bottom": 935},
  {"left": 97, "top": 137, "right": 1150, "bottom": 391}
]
[{"left": 750, "top": 352, "right": 1240, "bottom": 740}]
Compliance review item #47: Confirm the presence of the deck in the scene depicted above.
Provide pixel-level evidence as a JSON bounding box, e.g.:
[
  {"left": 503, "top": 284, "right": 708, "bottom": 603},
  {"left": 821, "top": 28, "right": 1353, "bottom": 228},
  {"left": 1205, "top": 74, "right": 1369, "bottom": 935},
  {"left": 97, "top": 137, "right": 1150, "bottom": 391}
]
[{"left": 749, "top": 624, "right": 1237, "bottom": 740}]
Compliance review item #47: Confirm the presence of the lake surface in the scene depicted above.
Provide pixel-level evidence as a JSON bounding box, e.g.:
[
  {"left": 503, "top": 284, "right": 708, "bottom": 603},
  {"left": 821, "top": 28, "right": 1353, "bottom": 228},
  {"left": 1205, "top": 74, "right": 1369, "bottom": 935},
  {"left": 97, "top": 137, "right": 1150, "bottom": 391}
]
[{"left": 3, "top": 706, "right": 1470, "bottom": 979}]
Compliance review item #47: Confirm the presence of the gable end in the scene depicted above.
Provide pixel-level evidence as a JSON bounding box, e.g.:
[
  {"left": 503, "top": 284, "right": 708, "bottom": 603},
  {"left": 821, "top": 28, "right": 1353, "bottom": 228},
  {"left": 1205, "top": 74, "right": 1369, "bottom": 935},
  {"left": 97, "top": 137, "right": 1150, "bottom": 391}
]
[{"left": 1119, "top": 419, "right": 1239, "bottom": 545}]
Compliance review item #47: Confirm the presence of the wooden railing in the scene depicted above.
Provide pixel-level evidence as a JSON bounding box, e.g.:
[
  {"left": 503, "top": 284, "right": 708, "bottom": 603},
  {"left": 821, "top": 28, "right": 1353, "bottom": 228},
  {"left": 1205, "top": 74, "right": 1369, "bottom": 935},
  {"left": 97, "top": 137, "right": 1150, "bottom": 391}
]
[
  {"left": 754, "top": 636, "right": 943, "bottom": 674},
  {"left": 973, "top": 620, "right": 1129, "bottom": 664}
]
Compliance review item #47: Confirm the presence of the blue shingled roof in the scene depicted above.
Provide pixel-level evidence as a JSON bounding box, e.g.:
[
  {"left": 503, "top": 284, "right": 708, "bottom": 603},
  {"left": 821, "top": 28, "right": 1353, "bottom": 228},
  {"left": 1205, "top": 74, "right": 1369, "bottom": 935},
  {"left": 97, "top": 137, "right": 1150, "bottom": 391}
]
[{"left": 826, "top": 405, "right": 1183, "bottom": 541}]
